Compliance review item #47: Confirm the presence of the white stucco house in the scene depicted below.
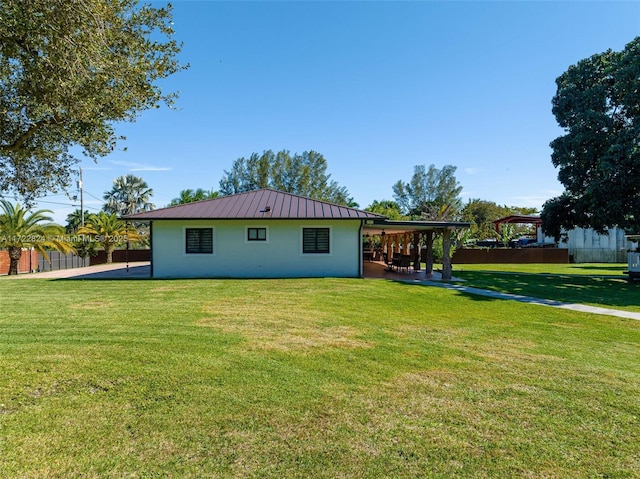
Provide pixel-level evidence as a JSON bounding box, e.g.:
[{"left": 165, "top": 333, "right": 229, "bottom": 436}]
[
  {"left": 124, "top": 189, "right": 382, "bottom": 278},
  {"left": 124, "top": 189, "right": 470, "bottom": 279}
]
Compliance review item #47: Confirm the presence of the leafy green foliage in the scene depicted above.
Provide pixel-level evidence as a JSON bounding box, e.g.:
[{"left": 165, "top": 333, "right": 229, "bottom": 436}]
[
  {"left": 78, "top": 211, "right": 140, "bottom": 263},
  {"left": 364, "top": 200, "right": 407, "bottom": 220},
  {"left": 542, "top": 37, "right": 640, "bottom": 238},
  {"left": 169, "top": 188, "right": 219, "bottom": 206},
  {"left": 0, "top": 0, "right": 186, "bottom": 200},
  {"left": 393, "top": 164, "right": 462, "bottom": 218},
  {"left": 103, "top": 175, "right": 154, "bottom": 216},
  {"left": 219, "top": 150, "right": 355, "bottom": 205},
  {"left": 462, "top": 199, "right": 538, "bottom": 243},
  {"left": 64, "top": 208, "right": 98, "bottom": 257},
  {"left": 0, "top": 200, "right": 72, "bottom": 274}
]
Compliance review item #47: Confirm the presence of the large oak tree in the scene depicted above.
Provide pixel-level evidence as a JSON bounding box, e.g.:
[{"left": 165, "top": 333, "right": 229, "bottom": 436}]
[
  {"left": 0, "top": 0, "right": 186, "bottom": 201},
  {"left": 542, "top": 37, "right": 640, "bottom": 238}
]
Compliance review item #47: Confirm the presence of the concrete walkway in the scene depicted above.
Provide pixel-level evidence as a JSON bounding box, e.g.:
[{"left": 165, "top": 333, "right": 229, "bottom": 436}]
[{"left": 419, "top": 281, "right": 640, "bottom": 321}]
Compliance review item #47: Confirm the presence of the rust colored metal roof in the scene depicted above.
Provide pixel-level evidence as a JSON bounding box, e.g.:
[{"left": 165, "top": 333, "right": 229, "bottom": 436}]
[
  {"left": 123, "top": 189, "right": 385, "bottom": 221},
  {"left": 492, "top": 215, "right": 542, "bottom": 232}
]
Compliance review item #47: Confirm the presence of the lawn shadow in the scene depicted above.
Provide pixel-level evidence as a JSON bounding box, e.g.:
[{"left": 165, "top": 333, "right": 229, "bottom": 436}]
[
  {"left": 53, "top": 264, "right": 152, "bottom": 280},
  {"left": 422, "top": 271, "right": 640, "bottom": 310},
  {"left": 390, "top": 279, "right": 497, "bottom": 303}
]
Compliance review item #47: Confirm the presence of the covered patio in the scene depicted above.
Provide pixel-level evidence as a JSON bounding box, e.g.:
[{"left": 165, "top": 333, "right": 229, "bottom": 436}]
[
  {"left": 362, "top": 260, "right": 459, "bottom": 282},
  {"left": 361, "top": 219, "right": 471, "bottom": 280}
]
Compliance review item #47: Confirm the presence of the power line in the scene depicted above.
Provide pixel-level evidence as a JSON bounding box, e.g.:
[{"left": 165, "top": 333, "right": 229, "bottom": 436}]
[
  {"left": 35, "top": 200, "right": 78, "bottom": 207},
  {"left": 84, "top": 190, "right": 104, "bottom": 202}
]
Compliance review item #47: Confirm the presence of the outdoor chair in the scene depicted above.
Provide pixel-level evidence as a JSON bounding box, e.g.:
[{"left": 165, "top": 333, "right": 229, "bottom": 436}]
[{"left": 398, "top": 254, "right": 411, "bottom": 273}]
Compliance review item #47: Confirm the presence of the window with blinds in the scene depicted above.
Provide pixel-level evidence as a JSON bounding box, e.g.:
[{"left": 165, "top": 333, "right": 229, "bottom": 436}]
[
  {"left": 302, "top": 228, "right": 330, "bottom": 254},
  {"left": 185, "top": 228, "right": 213, "bottom": 254}
]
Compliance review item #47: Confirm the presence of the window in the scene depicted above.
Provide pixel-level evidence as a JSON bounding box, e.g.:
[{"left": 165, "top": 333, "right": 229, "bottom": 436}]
[
  {"left": 247, "top": 227, "right": 267, "bottom": 242},
  {"left": 185, "top": 228, "right": 213, "bottom": 254},
  {"left": 303, "top": 228, "right": 330, "bottom": 254}
]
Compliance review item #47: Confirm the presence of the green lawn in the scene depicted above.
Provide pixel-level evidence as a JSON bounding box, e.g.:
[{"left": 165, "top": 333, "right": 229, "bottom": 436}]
[
  {"left": 450, "top": 262, "right": 629, "bottom": 276},
  {"left": 448, "top": 263, "right": 640, "bottom": 313},
  {"left": 1, "top": 276, "right": 639, "bottom": 478}
]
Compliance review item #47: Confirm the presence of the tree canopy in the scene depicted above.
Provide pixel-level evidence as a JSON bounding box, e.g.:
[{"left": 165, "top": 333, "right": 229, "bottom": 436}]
[
  {"left": 365, "top": 200, "right": 407, "bottom": 220},
  {"left": 219, "top": 150, "right": 354, "bottom": 205},
  {"left": 78, "top": 211, "right": 139, "bottom": 264},
  {"left": 392, "top": 164, "right": 463, "bottom": 219},
  {"left": 169, "top": 188, "right": 219, "bottom": 206},
  {"left": 542, "top": 37, "right": 640, "bottom": 238},
  {"left": 103, "top": 175, "right": 154, "bottom": 216},
  {"left": 462, "top": 199, "right": 538, "bottom": 242},
  {"left": 0, "top": 200, "right": 72, "bottom": 274},
  {"left": 0, "top": 0, "right": 186, "bottom": 201}
]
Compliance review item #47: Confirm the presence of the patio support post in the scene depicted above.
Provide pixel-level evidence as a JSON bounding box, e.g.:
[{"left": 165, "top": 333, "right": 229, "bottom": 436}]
[
  {"left": 412, "top": 232, "right": 420, "bottom": 270},
  {"left": 424, "top": 231, "right": 434, "bottom": 274},
  {"left": 403, "top": 233, "right": 410, "bottom": 255},
  {"left": 382, "top": 235, "right": 388, "bottom": 262},
  {"left": 442, "top": 228, "right": 452, "bottom": 281}
]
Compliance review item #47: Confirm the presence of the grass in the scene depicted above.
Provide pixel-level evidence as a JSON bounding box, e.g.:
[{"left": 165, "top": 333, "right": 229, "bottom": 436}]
[
  {"left": 447, "top": 263, "right": 640, "bottom": 313},
  {"left": 450, "top": 262, "right": 629, "bottom": 276},
  {"left": 1, "top": 275, "right": 639, "bottom": 478}
]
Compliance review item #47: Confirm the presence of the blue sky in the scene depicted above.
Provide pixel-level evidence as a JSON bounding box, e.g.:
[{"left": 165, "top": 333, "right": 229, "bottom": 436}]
[{"left": 37, "top": 1, "right": 640, "bottom": 223}]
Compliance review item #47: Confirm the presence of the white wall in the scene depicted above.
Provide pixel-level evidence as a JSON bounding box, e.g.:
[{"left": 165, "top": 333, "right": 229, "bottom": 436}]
[
  {"left": 151, "top": 219, "right": 362, "bottom": 278},
  {"left": 562, "top": 227, "right": 628, "bottom": 263}
]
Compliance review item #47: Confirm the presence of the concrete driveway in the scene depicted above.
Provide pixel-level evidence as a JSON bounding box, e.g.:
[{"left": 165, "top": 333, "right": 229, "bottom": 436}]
[{"left": 1, "top": 262, "right": 151, "bottom": 280}]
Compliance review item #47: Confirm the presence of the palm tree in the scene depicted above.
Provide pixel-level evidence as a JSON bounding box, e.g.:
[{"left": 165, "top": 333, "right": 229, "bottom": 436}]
[
  {"left": 0, "top": 201, "right": 74, "bottom": 275},
  {"left": 65, "top": 208, "right": 92, "bottom": 233},
  {"left": 78, "top": 212, "right": 140, "bottom": 263},
  {"left": 169, "top": 188, "right": 219, "bottom": 206},
  {"left": 103, "top": 175, "right": 155, "bottom": 216},
  {"left": 170, "top": 188, "right": 196, "bottom": 206}
]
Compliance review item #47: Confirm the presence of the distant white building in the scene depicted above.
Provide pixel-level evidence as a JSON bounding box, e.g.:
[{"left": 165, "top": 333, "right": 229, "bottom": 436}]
[
  {"left": 494, "top": 215, "right": 637, "bottom": 263},
  {"left": 558, "top": 227, "right": 631, "bottom": 263}
]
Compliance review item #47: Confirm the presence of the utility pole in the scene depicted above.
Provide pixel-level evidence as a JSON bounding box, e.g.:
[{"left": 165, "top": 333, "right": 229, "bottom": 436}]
[{"left": 79, "top": 167, "right": 85, "bottom": 226}]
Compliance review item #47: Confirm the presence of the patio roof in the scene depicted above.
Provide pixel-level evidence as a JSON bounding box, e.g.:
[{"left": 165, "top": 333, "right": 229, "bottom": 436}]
[
  {"left": 363, "top": 218, "right": 471, "bottom": 235},
  {"left": 492, "top": 214, "right": 542, "bottom": 232}
]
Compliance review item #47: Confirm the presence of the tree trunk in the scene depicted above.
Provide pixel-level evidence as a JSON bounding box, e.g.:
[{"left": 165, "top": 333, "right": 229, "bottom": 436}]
[
  {"left": 412, "top": 232, "right": 421, "bottom": 270},
  {"left": 105, "top": 244, "right": 114, "bottom": 263},
  {"left": 442, "top": 228, "right": 452, "bottom": 281},
  {"left": 7, "top": 246, "right": 22, "bottom": 275}
]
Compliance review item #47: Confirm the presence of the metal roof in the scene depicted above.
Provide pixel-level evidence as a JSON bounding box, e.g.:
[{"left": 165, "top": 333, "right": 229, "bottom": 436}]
[{"left": 123, "top": 189, "right": 385, "bottom": 221}]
